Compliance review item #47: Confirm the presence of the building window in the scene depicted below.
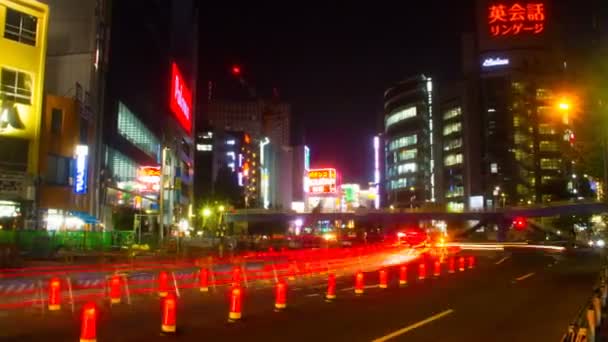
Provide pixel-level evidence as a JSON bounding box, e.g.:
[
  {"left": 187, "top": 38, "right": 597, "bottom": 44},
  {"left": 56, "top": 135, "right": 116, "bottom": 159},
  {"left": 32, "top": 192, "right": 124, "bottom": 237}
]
[
  {"left": 443, "top": 122, "right": 461, "bottom": 136},
  {"left": 444, "top": 153, "right": 463, "bottom": 166},
  {"left": 0, "top": 68, "right": 32, "bottom": 105},
  {"left": 46, "top": 154, "right": 72, "bottom": 185},
  {"left": 539, "top": 124, "right": 556, "bottom": 135},
  {"left": 539, "top": 140, "right": 558, "bottom": 152},
  {"left": 389, "top": 134, "right": 417, "bottom": 151},
  {"left": 397, "top": 148, "right": 417, "bottom": 162},
  {"left": 196, "top": 144, "right": 212, "bottom": 151},
  {"left": 50, "top": 108, "right": 62, "bottom": 134},
  {"left": 4, "top": 8, "right": 37, "bottom": 46},
  {"left": 117, "top": 102, "right": 160, "bottom": 159},
  {"left": 540, "top": 158, "right": 561, "bottom": 170},
  {"left": 446, "top": 186, "right": 464, "bottom": 198},
  {"left": 442, "top": 107, "right": 461, "bottom": 120},
  {"left": 390, "top": 178, "right": 409, "bottom": 190},
  {"left": 397, "top": 162, "right": 417, "bottom": 174},
  {"left": 443, "top": 138, "right": 462, "bottom": 151},
  {"left": 542, "top": 176, "right": 556, "bottom": 185},
  {"left": 106, "top": 147, "right": 139, "bottom": 183},
  {"left": 386, "top": 106, "right": 416, "bottom": 128}
]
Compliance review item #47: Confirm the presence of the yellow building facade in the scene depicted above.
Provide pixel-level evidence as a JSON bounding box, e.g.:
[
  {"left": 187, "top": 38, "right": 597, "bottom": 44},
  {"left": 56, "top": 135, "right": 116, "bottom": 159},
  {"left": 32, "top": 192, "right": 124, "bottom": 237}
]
[{"left": 0, "top": 0, "right": 48, "bottom": 226}]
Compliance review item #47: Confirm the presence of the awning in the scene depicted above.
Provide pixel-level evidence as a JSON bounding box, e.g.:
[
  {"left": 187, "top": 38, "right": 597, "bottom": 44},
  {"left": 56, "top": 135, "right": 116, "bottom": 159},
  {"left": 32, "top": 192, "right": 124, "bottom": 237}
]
[{"left": 69, "top": 211, "right": 100, "bottom": 224}]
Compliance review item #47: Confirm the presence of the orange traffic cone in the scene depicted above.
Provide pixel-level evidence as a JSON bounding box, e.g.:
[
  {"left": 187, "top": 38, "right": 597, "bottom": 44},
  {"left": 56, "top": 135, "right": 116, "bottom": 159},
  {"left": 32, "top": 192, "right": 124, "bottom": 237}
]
[
  {"left": 459, "top": 256, "right": 465, "bottom": 272},
  {"left": 448, "top": 257, "right": 456, "bottom": 273},
  {"left": 355, "top": 271, "right": 364, "bottom": 295},
  {"left": 433, "top": 260, "right": 441, "bottom": 277},
  {"left": 274, "top": 279, "right": 287, "bottom": 311},
  {"left": 399, "top": 265, "right": 408, "bottom": 286},
  {"left": 379, "top": 269, "right": 388, "bottom": 289},
  {"left": 158, "top": 271, "right": 169, "bottom": 297},
  {"left": 109, "top": 274, "right": 121, "bottom": 304},
  {"left": 228, "top": 286, "right": 243, "bottom": 322},
  {"left": 418, "top": 263, "right": 426, "bottom": 280},
  {"left": 161, "top": 292, "right": 177, "bottom": 334},
  {"left": 48, "top": 277, "right": 61, "bottom": 311},
  {"left": 199, "top": 268, "right": 209, "bottom": 292},
  {"left": 80, "top": 302, "right": 97, "bottom": 342},
  {"left": 326, "top": 273, "right": 336, "bottom": 301},
  {"left": 468, "top": 256, "right": 475, "bottom": 269},
  {"left": 232, "top": 266, "right": 242, "bottom": 286}
]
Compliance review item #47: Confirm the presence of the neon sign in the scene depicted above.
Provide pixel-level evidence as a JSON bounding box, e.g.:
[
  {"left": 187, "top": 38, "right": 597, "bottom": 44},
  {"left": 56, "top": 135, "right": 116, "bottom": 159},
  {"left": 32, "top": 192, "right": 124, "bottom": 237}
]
[
  {"left": 482, "top": 57, "right": 510, "bottom": 67},
  {"left": 74, "top": 145, "right": 88, "bottom": 194},
  {"left": 488, "top": 3, "right": 546, "bottom": 37},
  {"left": 307, "top": 168, "right": 337, "bottom": 194},
  {"left": 170, "top": 62, "right": 192, "bottom": 134}
]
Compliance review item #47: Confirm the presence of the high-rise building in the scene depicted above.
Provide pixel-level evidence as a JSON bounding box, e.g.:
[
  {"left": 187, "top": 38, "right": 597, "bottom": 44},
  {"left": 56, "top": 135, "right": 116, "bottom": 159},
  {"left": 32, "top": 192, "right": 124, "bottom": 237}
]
[
  {"left": 383, "top": 75, "right": 436, "bottom": 207},
  {"left": 0, "top": 0, "right": 49, "bottom": 229},
  {"left": 474, "top": 0, "right": 573, "bottom": 206},
  {"left": 99, "top": 0, "right": 197, "bottom": 231}
]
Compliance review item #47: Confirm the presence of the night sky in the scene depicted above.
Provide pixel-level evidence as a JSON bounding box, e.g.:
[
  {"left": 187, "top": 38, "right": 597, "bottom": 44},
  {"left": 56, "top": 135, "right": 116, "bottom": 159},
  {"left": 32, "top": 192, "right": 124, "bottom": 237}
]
[{"left": 197, "top": 0, "right": 597, "bottom": 184}]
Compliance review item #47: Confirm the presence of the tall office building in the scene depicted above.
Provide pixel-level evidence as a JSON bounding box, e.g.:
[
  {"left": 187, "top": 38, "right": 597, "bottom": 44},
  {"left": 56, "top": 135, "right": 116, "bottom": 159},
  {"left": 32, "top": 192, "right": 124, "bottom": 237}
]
[
  {"left": 475, "top": 0, "right": 574, "bottom": 206},
  {"left": 0, "top": 0, "right": 48, "bottom": 229},
  {"left": 383, "top": 75, "right": 436, "bottom": 207}
]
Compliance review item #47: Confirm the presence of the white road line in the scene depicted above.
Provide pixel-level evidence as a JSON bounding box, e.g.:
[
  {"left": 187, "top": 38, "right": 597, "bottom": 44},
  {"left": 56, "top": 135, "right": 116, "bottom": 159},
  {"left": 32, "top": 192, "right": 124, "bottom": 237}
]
[
  {"left": 339, "top": 287, "right": 354, "bottom": 292},
  {"left": 305, "top": 293, "right": 320, "bottom": 297},
  {"left": 293, "top": 288, "right": 303, "bottom": 291},
  {"left": 495, "top": 256, "right": 509, "bottom": 265},
  {"left": 514, "top": 272, "right": 535, "bottom": 281},
  {"left": 339, "top": 285, "right": 378, "bottom": 292},
  {"left": 371, "top": 309, "right": 455, "bottom": 342}
]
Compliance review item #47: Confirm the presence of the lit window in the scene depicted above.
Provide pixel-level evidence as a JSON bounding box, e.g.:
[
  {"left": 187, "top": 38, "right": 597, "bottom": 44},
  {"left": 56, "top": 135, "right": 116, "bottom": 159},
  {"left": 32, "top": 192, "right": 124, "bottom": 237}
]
[
  {"left": 196, "top": 144, "right": 212, "bottom": 151},
  {"left": 226, "top": 140, "right": 236, "bottom": 145},
  {"left": 490, "top": 163, "right": 498, "bottom": 174},
  {"left": 540, "top": 158, "right": 561, "bottom": 170},
  {"left": 446, "top": 186, "right": 464, "bottom": 198},
  {"left": 397, "top": 162, "right": 417, "bottom": 174},
  {"left": 0, "top": 68, "right": 32, "bottom": 104},
  {"left": 539, "top": 141, "right": 558, "bottom": 152},
  {"left": 443, "top": 107, "right": 461, "bottom": 120},
  {"left": 444, "top": 153, "right": 463, "bottom": 166},
  {"left": 539, "top": 124, "right": 556, "bottom": 135},
  {"left": 443, "top": 138, "right": 462, "bottom": 151},
  {"left": 4, "top": 8, "right": 37, "bottom": 46},
  {"left": 443, "top": 122, "right": 462, "bottom": 136},
  {"left": 386, "top": 107, "right": 416, "bottom": 128},
  {"left": 397, "top": 148, "right": 417, "bottom": 161},
  {"left": 389, "top": 134, "right": 417, "bottom": 151},
  {"left": 117, "top": 102, "right": 160, "bottom": 158}
]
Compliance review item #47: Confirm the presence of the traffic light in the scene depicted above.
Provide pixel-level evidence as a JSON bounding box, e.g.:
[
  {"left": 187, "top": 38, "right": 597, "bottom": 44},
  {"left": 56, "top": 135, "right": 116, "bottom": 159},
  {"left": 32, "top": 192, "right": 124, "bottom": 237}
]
[
  {"left": 513, "top": 217, "right": 527, "bottom": 231},
  {"left": 231, "top": 65, "right": 241, "bottom": 76}
]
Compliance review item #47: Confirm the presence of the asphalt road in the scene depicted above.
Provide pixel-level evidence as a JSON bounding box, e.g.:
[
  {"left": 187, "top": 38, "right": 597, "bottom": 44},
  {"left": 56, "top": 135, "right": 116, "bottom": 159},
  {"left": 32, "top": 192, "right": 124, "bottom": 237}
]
[{"left": 0, "top": 249, "right": 603, "bottom": 342}]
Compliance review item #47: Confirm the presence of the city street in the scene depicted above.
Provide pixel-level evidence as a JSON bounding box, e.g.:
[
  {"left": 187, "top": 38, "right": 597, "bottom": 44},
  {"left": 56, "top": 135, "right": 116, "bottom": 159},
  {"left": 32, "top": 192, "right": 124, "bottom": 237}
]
[{"left": 0, "top": 249, "right": 601, "bottom": 341}]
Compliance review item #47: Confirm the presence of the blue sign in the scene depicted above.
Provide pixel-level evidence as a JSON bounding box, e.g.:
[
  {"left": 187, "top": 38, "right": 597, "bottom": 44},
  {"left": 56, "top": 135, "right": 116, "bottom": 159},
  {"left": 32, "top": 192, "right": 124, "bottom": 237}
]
[{"left": 74, "top": 145, "right": 88, "bottom": 194}]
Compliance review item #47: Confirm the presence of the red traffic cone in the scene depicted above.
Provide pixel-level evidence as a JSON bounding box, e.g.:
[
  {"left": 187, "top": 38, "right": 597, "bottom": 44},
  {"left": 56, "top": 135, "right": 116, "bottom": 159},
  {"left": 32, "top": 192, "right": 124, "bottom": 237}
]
[
  {"left": 232, "top": 266, "right": 242, "bottom": 286},
  {"left": 109, "top": 275, "right": 121, "bottom": 304},
  {"left": 161, "top": 292, "right": 177, "bottom": 334},
  {"left": 199, "top": 268, "right": 209, "bottom": 292},
  {"left": 459, "top": 256, "right": 465, "bottom": 272},
  {"left": 355, "top": 271, "right": 364, "bottom": 295},
  {"left": 228, "top": 286, "right": 243, "bottom": 322},
  {"left": 418, "top": 263, "right": 426, "bottom": 280},
  {"left": 399, "top": 265, "right": 408, "bottom": 286},
  {"left": 468, "top": 256, "right": 475, "bottom": 269},
  {"left": 379, "top": 269, "right": 388, "bottom": 289},
  {"left": 433, "top": 260, "right": 441, "bottom": 277},
  {"left": 158, "top": 271, "right": 169, "bottom": 297},
  {"left": 48, "top": 277, "right": 61, "bottom": 311},
  {"left": 288, "top": 263, "right": 296, "bottom": 281},
  {"left": 326, "top": 273, "right": 336, "bottom": 301},
  {"left": 448, "top": 257, "right": 456, "bottom": 274},
  {"left": 274, "top": 279, "right": 287, "bottom": 311},
  {"left": 80, "top": 302, "right": 97, "bottom": 342}
]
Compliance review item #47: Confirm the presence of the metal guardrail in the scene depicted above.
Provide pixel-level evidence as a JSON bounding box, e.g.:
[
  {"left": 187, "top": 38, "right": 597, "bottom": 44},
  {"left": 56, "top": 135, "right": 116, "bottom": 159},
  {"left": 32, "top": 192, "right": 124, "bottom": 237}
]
[{"left": 561, "top": 261, "right": 608, "bottom": 342}]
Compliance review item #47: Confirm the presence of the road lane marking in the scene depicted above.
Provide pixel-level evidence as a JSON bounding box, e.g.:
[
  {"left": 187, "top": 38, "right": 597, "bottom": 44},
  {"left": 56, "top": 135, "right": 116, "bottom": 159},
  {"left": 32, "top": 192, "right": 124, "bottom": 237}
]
[
  {"left": 495, "top": 256, "right": 509, "bottom": 265},
  {"left": 514, "top": 272, "right": 535, "bottom": 281},
  {"left": 371, "top": 309, "right": 454, "bottom": 342},
  {"left": 293, "top": 288, "right": 303, "bottom": 291},
  {"left": 305, "top": 293, "right": 320, "bottom": 297},
  {"left": 339, "top": 285, "right": 378, "bottom": 292}
]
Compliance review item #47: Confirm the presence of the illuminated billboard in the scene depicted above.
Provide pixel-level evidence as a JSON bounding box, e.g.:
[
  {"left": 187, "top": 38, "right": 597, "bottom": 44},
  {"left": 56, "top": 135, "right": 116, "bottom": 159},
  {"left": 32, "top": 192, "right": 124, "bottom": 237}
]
[
  {"left": 170, "top": 62, "right": 192, "bottom": 134},
  {"left": 488, "top": 3, "right": 545, "bottom": 37},
  {"left": 307, "top": 168, "right": 337, "bottom": 194},
  {"left": 73, "top": 145, "right": 88, "bottom": 194},
  {"left": 137, "top": 166, "right": 161, "bottom": 193}
]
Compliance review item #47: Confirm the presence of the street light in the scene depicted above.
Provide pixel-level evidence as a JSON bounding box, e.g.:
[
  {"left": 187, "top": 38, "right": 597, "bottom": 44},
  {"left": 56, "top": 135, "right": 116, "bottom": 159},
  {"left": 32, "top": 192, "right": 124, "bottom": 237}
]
[
  {"left": 202, "top": 208, "right": 211, "bottom": 217},
  {"left": 218, "top": 205, "right": 225, "bottom": 212}
]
